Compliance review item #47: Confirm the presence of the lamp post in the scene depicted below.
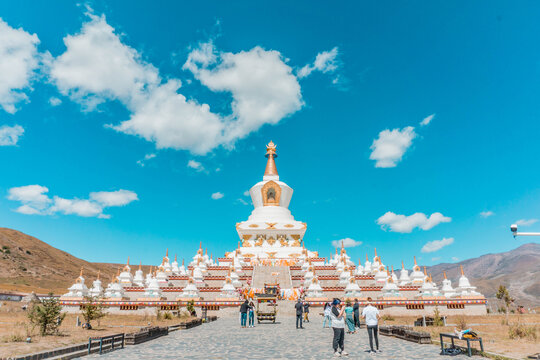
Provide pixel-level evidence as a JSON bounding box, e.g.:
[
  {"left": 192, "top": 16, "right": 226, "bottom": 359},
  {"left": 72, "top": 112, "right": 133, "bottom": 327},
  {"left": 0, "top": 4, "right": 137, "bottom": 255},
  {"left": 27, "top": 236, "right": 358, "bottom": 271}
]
[{"left": 510, "top": 224, "right": 540, "bottom": 238}]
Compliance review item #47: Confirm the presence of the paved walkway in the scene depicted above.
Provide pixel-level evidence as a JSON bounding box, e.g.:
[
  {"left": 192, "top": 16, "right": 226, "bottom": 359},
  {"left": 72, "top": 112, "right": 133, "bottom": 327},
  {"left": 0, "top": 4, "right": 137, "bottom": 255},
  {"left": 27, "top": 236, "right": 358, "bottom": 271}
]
[{"left": 86, "top": 316, "right": 482, "bottom": 359}]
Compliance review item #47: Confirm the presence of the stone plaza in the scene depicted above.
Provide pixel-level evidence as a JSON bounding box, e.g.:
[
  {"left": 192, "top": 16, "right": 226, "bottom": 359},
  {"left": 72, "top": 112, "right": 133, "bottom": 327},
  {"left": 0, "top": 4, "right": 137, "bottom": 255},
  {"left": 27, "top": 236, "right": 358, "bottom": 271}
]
[{"left": 86, "top": 315, "right": 482, "bottom": 359}]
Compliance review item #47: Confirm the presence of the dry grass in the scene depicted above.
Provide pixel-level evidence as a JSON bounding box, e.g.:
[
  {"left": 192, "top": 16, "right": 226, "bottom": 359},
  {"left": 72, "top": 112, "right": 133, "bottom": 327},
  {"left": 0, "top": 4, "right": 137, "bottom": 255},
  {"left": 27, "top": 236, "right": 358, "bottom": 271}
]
[
  {"left": 387, "top": 313, "right": 540, "bottom": 359},
  {"left": 0, "top": 301, "right": 194, "bottom": 358}
]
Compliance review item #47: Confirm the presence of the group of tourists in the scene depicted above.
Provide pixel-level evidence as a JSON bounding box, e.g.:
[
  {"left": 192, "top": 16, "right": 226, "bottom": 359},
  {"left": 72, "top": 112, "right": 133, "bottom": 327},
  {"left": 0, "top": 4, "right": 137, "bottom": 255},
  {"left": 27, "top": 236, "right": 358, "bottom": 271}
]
[
  {"left": 239, "top": 300, "right": 256, "bottom": 328},
  {"left": 294, "top": 298, "right": 311, "bottom": 329},
  {"left": 310, "top": 297, "right": 381, "bottom": 357}
]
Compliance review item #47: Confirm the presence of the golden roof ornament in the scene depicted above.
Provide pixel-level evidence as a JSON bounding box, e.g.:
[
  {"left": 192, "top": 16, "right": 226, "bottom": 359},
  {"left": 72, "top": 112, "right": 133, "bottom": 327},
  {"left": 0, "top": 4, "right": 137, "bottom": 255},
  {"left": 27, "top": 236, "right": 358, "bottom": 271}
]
[
  {"left": 139, "top": 261, "right": 142, "bottom": 271},
  {"left": 264, "top": 141, "right": 278, "bottom": 177},
  {"left": 402, "top": 261, "right": 405, "bottom": 269},
  {"left": 79, "top": 267, "right": 84, "bottom": 278},
  {"left": 97, "top": 270, "right": 100, "bottom": 280},
  {"left": 460, "top": 265, "right": 465, "bottom": 276},
  {"left": 443, "top": 271, "right": 447, "bottom": 279}
]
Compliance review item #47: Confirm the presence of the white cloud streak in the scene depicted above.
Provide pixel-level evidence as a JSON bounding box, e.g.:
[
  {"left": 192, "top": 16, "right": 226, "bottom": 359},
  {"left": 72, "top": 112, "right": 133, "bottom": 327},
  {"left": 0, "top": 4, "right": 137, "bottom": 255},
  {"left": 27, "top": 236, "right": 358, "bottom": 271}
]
[
  {"left": 0, "top": 124, "right": 24, "bottom": 145},
  {"left": 515, "top": 219, "right": 538, "bottom": 227},
  {"left": 0, "top": 18, "right": 41, "bottom": 113},
  {"left": 377, "top": 211, "right": 451, "bottom": 233},
  {"left": 298, "top": 47, "right": 339, "bottom": 78},
  {"left": 420, "top": 113, "right": 435, "bottom": 126},
  {"left": 479, "top": 211, "right": 494, "bottom": 218},
  {"left": 369, "top": 126, "right": 416, "bottom": 168},
  {"left": 7, "top": 185, "right": 137, "bottom": 218},
  {"left": 187, "top": 159, "right": 204, "bottom": 172},
  {"left": 421, "top": 237, "right": 454, "bottom": 253},
  {"left": 331, "top": 238, "right": 362, "bottom": 248},
  {"left": 211, "top": 192, "right": 224, "bottom": 200}
]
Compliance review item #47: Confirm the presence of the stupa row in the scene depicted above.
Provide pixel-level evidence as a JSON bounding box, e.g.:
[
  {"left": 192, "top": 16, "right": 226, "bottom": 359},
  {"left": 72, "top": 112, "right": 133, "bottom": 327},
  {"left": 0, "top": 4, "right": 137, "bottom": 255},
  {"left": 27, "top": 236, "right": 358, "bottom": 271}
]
[{"left": 60, "top": 142, "right": 486, "bottom": 316}]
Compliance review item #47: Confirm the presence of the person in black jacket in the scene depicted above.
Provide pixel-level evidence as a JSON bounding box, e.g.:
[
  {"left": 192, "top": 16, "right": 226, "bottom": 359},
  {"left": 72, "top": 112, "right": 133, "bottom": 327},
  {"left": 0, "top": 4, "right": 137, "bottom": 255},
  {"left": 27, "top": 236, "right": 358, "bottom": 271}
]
[
  {"left": 295, "top": 298, "right": 304, "bottom": 329},
  {"left": 240, "top": 300, "right": 249, "bottom": 328},
  {"left": 353, "top": 299, "right": 360, "bottom": 328}
]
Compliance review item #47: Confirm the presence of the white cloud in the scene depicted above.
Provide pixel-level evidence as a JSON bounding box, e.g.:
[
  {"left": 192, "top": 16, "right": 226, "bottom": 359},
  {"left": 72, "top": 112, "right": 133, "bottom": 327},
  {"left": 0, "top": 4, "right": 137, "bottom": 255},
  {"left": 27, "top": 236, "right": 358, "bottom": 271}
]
[
  {"left": 243, "top": 190, "right": 250, "bottom": 197},
  {"left": 369, "top": 126, "right": 416, "bottom": 168},
  {"left": 7, "top": 185, "right": 137, "bottom": 218},
  {"left": 420, "top": 113, "right": 435, "bottom": 126},
  {"left": 431, "top": 256, "right": 441, "bottom": 262},
  {"left": 211, "top": 192, "right": 224, "bottom": 200},
  {"left": 331, "top": 238, "right": 362, "bottom": 248},
  {"left": 377, "top": 211, "right": 451, "bottom": 233},
  {"left": 236, "top": 198, "right": 248, "bottom": 205},
  {"left": 0, "top": 18, "right": 40, "bottom": 113},
  {"left": 515, "top": 219, "right": 538, "bottom": 227},
  {"left": 0, "top": 124, "right": 24, "bottom": 145},
  {"left": 7, "top": 185, "right": 51, "bottom": 213},
  {"left": 49, "top": 14, "right": 159, "bottom": 110},
  {"left": 50, "top": 15, "right": 305, "bottom": 155},
  {"left": 185, "top": 43, "right": 303, "bottom": 145},
  {"left": 89, "top": 189, "right": 138, "bottom": 207},
  {"left": 136, "top": 153, "right": 156, "bottom": 167},
  {"left": 479, "top": 211, "right": 494, "bottom": 218},
  {"left": 49, "top": 97, "right": 62, "bottom": 106},
  {"left": 451, "top": 256, "right": 459, "bottom": 262},
  {"left": 298, "top": 47, "right": 339, "bottom": 78},
  {"left": 187, "top": 159, "right": 204, "bottom": 172},
  {"left": 421, "top": 237, "right": 454, "bottom": 253}
]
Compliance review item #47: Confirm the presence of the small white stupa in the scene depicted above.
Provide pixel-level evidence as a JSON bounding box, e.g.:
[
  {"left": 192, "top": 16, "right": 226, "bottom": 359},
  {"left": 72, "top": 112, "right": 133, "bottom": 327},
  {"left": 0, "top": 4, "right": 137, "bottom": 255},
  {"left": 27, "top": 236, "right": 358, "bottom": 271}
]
[
  {"left": 193, "top": 262, "right": 205, "bottom": 287},
  {"left": 344, "top": 276, "right": 361, "bottom": 298},
  {"left": 339, "top": 265, "right": 352, "bottom": 285},
  {"left": 104, "top": 272, "right": 124, "bottom": 299},
  {"left": 180, "top": 270, "right": 200, "bottom": 299},
  {"left": 441, "top": 271, "right": 457, "bottom": 298},
  {"left": 171, "top": 254, "right": 180, "bottom": 275},
  {"left": 304, "top": 265, "right": 314, "bottom": 287},
  {"left": 381, "top": 270, "right": 401, "bottom": 298},
  {"left": 88, "top": 271, "right": 103, "bottom": 298},
  {"left": 219, "top": 269, "right": 238, "bottom": 298},
  {"left": 161, "top": 249, "right": 172, "bottom": 275},
  {"left": 364, "top": 254, "right": 372, "bottom": 274},
  {"left": 229, "top": 265, "right": 242, "bottom": 287},
  {"left": 143, "top": 273, "right": 163, "bottom": 299},
  {"left": 155, "top": 266, "right": 169, "bottom": 287},
  {"left": 133, "top": 262, "right": 145, "bottom": 287},
  {"left": 305, "top": 276, "right": 324, "bottom": 298},
  {"left": 457, "top": 266, "right": 480, "bottom": 296},
  {"left": 399, "top": 261, "right": 411, "bottom": 286},
  {"left": 62, "top": 267, "right": 89, "bottom": 298},
  {"left": 190, "top": 242, "right": 204, "bottom": 266},
  {"left": 374, "top": 264, "right": 388, "bottom": 284},
  {"left": 178, "top": 259, "right": 187, "bottom": 276},
  {"left": 410, "top": 256, "right": 425, "bottom": 284},
  {"left": 355, "top": 259, "right": 364, "bottom": 276},
  {"left": 145, "top": 266, "right": 154, "bottom": 286},
  {"left": 117, "top": 258, "right": 133, "bottom": 287}
]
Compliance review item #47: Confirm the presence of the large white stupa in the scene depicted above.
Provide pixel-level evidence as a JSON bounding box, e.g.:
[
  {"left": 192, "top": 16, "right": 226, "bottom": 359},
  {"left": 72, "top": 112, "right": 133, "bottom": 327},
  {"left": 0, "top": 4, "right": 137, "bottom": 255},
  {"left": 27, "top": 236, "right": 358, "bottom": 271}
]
[{"left": 230, "top": 141, "right": 317, "bottom": 261}]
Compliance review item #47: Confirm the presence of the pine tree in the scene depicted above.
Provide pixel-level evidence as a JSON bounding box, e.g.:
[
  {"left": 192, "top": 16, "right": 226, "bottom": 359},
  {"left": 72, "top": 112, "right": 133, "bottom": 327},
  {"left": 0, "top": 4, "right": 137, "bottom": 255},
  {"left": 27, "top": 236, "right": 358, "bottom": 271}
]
[
  {"left": 28, "top": 292, "right": 66, "bottom": 336},
  {"left": 82, "top": 296, "right": 106, "bottom": 328}
]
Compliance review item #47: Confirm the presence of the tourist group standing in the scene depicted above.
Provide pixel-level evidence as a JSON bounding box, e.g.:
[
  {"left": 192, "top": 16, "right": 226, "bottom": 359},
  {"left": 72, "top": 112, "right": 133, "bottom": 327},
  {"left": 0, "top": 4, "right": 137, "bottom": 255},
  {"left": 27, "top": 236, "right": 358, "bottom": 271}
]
[{"left": 325, "top": 297, "right": 381, "bottom": 356}]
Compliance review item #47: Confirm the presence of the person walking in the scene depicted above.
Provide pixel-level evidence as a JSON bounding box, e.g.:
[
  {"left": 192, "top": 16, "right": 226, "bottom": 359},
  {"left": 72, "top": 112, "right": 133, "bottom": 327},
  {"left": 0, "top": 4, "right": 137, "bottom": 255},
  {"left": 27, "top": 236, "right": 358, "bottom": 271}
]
[
  {"left": 330, "top": 299, "right": 348, "bottom": 357},
  {"left": 248, "top": 301, "right": 255, "bottom": 328},
  {"left": 295, "top": 298, "right": 304, "bottom": 329},
  {"left": 344, "top": 300, "right": 355, "bottom": 334},
  {"left": 303, "top": 300, "right": 310, "bottom": 322},
  {"left": 362, "top": 297, "right": 381, "bottom": 353},
  {"left": 323, "top": 302, "right": 332, "bottom": 328},
  {"left": 240, "top": 300, "right": 249, "bottom": 328},
  {"left": 353, "top": 299, "right": 360, "bottom": 328}
]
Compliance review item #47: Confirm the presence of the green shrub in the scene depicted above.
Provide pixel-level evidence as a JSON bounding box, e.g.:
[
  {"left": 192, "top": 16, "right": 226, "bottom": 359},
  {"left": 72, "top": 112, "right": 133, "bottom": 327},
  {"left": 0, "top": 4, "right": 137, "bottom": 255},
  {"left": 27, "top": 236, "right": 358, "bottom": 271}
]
[
  {"left": 81, "top": 296, "right": 106, "bottom": 328},
  {"left": 27, "top": 292, "right": 65, "bottom": 336},
  {"left": 433, "top": 307, "right": 444, "bottom": 326},
  {"left": 456, "top": 316, "right": 467, "bottom": 330},
  {"left": 381, "top": 314, "right": 394, "bottom": 322},
  {"left": 508, "top": 323, "right": 537, "bottom": 340},
  {"left": 163, "top": 312, "right": 173, "bottom": 320}
]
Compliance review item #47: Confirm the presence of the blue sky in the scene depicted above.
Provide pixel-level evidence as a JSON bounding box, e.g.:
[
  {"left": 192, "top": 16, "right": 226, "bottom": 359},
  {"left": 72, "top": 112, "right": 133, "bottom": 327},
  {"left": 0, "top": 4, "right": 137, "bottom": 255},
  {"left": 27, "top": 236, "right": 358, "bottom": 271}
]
[{"left": 0, "top": 1, "right": 539, "bottom": 268}]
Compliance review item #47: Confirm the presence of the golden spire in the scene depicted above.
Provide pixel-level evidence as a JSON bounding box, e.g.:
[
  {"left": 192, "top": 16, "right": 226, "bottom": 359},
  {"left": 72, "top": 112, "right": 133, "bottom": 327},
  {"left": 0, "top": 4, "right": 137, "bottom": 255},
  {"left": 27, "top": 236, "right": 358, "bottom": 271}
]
[
  {"left": 97, "top": 270, "right": 100, "bottom": 280},
  {"left": 166, "top": 248, "right": 169, "bottom": 257},
  {"left": 199, "top": 242, "right": 202, "bottom": 250},
  {"left": 423, "top": 266, "right": 427, "bottom": 275},
  {"left": 391, "top": 265, "right": 394, "bottom": 273},
  {"left": 414, "top": 256, "right": 418, "bottom": 266},
  {"left": 127, "top": 256, "right": 130, "bottom": 265},
  {"left": 79, "top": 267, "right": 84, "bottom": 277},
  {"left": 402, "top": 261, "right": 405, "bottom": 269},
  {"left": 443, "top": 271, "right": 447, "bottom": 280},
  {"left": 366, "top": 253, "right": 369, "bottom": 261},
  {"left": 264, "top": 141, "right": 278, "bottom": 177},
  {"left": 139, "top": 261, "right": 142, "bottom": 271},
  {"left": 460, "top": 265, "right": 464, "bottom": 276},
  {"left": 374, "top": 248, "right": 378, "bottom": 257},
  {"left": 205, "top": 248, "right": 208, "bottom": 255},
  {"left": 182, "top": 259, "right": 185, "bottom": 266},
  {"left": 175, "top": 254, "right": 177, "bottom": 262}
]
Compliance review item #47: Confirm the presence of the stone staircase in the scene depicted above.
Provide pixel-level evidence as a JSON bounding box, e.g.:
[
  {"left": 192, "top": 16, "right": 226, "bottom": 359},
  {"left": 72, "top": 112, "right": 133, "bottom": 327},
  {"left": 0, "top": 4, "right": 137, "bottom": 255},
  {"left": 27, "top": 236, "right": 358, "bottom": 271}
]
[{"left": 251, "top": 265, "right": 292, "bottom": 289}]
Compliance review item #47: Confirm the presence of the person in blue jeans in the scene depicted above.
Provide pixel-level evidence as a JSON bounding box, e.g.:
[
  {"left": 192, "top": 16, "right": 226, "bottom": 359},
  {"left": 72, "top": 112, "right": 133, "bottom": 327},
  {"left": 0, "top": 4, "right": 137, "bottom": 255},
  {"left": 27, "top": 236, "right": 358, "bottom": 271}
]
[
  {"left": 240, "top": 300, "right": 249, "bottom": 328},
  {"left": 248, "top": 301, "right": 255, "bottom": 327}
]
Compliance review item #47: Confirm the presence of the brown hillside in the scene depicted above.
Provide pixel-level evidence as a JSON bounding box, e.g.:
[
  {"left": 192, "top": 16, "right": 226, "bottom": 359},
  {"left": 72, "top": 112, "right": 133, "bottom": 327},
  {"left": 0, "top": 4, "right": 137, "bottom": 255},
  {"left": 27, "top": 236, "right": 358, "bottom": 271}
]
[
  {"left": 427, "top": 243, "right": 540, "bottom": 307},
  {"left": 0, "top": 228, "right": 150, "bottom": 295}
]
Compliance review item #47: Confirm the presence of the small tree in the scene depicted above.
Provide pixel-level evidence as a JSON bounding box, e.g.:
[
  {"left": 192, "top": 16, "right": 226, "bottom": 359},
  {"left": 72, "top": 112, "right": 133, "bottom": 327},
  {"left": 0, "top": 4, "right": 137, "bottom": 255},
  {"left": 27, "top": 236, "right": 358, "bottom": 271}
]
[
  {"left": 496, "top": 285, "right": 514, "bottom": 325},
  {"left": 28, "top": 292, "right": 65, "bottom": 336},
  {"left": 81, "top": 296, "right": 105, "bottom": 328},
  {"left": 433, "top": 306, "right": 444, "bottom": 326}
]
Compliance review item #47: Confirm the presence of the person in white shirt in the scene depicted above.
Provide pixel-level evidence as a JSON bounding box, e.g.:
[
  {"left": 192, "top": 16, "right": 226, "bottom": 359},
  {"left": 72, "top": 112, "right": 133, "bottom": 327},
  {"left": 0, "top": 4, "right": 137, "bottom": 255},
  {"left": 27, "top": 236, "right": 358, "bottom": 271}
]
[
  {"left": 361, "top": 297, "right": 381, "bottom": 353},
  {"left": 330, "top": 299, "right": 349, "bottom": 357}
]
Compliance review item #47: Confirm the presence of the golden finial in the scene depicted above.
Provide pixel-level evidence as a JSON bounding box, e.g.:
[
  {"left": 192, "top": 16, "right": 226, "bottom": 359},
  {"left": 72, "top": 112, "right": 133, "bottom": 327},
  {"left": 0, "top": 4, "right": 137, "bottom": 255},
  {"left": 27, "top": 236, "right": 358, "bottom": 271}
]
[
  {"left": 199, "top": 242, "right": 202, "bottom": 250},
  {"left": 374, "top": 248, "right": 378, "bottom": 257},
  {"left": 423, "top": 266, "right": 427, "bottom": 275},
  {"left": 460, "top": 265, "right": 464, "bottom": 276},
  {"left": 97, "top": 270, "right": 100, "bottom": 280},
  {"left": 402, "top": 261, "right": 405, "bottom": 269},
  {"left": 79, "top": 267, "right": 84, "bottom": 277},
  {"left": 391, "top": 265, "right": 394, "bottom": 273},
  {"left": 366, "top": 253, "right": 369, "bottom": 261},
  {"left": 175, "top": 254, "right": 177, "bottom": 262},
  {"left": 127, "top": 256, "right": 130, "bottom": 265},
  {"left": 443, "top": 271, "right": 447, "bottom": 279},
  {"left": 182, "top": 259, "right": 184, "bottom": 266},
  {"left": 414, "top": 256, "right": 418, "bottom": 265},
  {"left": 264, "top": 141, "right": 278, "bottom": 177},
  {"left": 139, "top": 261, "right": 142, "bottom": 271},
  {"left": 166, "top": 248, "right": 169, "bottom": 257},
  {"left": 205, "top": 248, "right": 207, "bottom": 255}
]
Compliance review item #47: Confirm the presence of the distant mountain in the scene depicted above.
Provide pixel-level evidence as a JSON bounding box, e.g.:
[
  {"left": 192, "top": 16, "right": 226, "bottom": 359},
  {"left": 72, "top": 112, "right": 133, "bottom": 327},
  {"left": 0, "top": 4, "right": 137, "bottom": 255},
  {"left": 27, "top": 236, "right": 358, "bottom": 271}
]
[
  {"left": 0, "top": 228, "right": 148, "bottom": 295},
  {"left": 427, "top": 243, "right": 540, "bottom": 307}
]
